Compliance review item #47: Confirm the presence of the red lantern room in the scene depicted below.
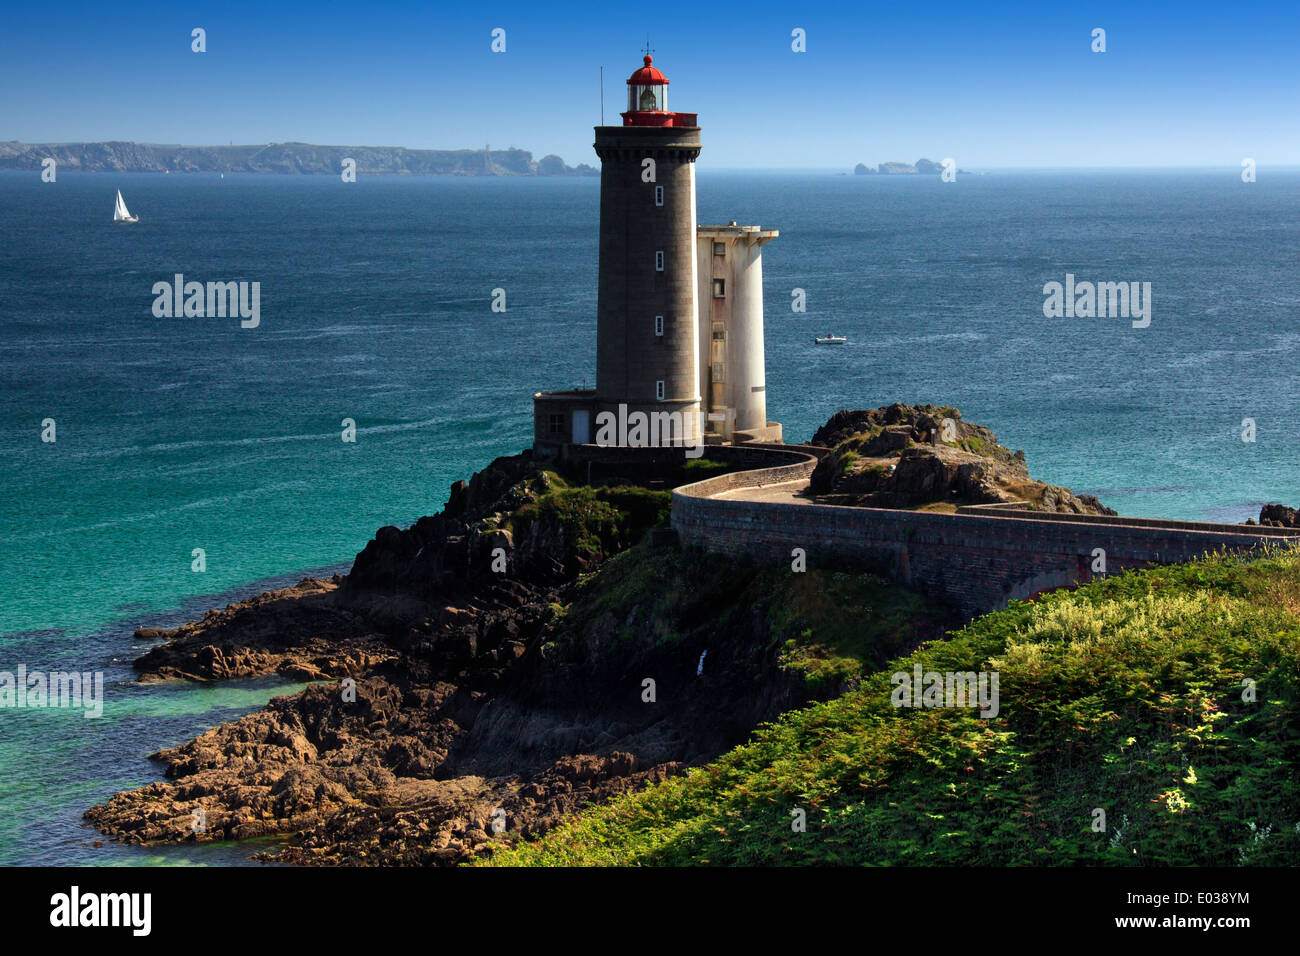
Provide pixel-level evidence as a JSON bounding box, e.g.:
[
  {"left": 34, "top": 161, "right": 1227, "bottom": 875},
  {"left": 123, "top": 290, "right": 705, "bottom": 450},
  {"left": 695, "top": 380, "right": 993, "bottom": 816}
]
[
  {"left": 627, "top": 55, "right": 668, "bottom": 113},
  {"left": 621, "top": 54, "right": 697, "bottom": 127}
]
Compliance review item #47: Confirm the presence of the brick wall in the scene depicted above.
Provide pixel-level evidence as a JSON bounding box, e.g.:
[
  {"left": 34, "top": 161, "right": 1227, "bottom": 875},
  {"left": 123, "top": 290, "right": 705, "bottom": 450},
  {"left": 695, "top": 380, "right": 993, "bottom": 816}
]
[{"left": 673, "top": 448, "right": 1300, "bottom": 617}]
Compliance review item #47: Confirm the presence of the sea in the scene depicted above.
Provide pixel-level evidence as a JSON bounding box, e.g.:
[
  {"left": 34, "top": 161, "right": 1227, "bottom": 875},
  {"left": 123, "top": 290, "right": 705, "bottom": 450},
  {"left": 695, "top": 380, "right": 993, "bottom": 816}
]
[{"left": 2, "top": 167, "right": 1299, "bottom": 865}]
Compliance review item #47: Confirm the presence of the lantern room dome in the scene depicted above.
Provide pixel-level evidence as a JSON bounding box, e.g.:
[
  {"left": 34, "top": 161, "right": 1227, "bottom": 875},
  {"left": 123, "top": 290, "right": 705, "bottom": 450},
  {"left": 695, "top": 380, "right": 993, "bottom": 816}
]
[
  {"left": 619, "top": 52, "right": 694, "bottom": 126},
  {"left": 627, "top": 55, "right": 669, "bottom": 85}
]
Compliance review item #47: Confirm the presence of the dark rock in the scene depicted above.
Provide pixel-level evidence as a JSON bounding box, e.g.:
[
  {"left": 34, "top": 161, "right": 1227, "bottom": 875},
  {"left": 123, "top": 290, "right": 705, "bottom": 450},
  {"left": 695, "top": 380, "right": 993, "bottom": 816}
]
[
  {"left": 1257, "top": 503, "right": 1300, "bottom": 527},
  {"left": 807, "top": 404, "right": 1113, "bottom": 514}
]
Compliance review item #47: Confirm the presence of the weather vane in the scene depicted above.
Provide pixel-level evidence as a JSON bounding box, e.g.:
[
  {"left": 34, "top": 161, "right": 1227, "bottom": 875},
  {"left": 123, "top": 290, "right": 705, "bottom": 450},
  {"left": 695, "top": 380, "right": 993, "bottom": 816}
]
[{"left": 642, "top": 39, "right": 654, "bottom": 58}]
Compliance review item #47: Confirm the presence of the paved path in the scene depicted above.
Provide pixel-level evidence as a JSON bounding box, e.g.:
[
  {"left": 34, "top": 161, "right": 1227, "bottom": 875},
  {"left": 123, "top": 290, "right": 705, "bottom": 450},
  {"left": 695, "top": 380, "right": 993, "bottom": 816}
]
[{"left": 714, "top": 479, "right": 815, "bottom": 505}]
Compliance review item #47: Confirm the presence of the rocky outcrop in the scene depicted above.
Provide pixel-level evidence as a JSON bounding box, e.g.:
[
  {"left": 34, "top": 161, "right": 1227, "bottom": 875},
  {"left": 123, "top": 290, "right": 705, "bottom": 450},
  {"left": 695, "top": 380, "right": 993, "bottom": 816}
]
[
  {"left": 131, "top": 577, "right": 392, "bottom": 682},
  {"left": 88, "top": 526, "right": 886, "bottom": 864},
  {"left": 1250, "top": 503, "right": 1300, "bottom": 527},
  {"left": 810, "top": 403, "right": 1024, "bottom": 469},
  {"left": 853, "top": 159, "right": 966, "bottom": 177},
  {"left": 86, "top": 666, "right": 630, "bottom": 863},
  {"left": 808, "top": 404, "right": 1114, "bottom": 515},
  {"left": 275, "top": 753, "right": 683, "bottom": 866},
  {"left": 811, "top": 403, "right": 1012, "bottom": 459},
  {"left": 90, "top": 449, "right": 868, "bottom": 865}
]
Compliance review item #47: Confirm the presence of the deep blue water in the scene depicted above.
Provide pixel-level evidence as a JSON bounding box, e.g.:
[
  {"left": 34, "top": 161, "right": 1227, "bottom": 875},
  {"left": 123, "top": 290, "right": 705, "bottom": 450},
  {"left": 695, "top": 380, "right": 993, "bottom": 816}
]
[{"left": 2, "top": 168, "right": 1298, "bottom": 864}]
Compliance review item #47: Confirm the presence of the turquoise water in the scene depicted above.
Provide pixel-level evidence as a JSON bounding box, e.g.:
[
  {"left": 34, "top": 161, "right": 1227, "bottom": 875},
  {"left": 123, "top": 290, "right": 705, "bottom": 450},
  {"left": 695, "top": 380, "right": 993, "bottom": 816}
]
[
  {"left": 2, "top": 168, "right": 1299, "bottom": 864},
  {"left": 0, "top": 568, "right": 311, "bottom": 865}
]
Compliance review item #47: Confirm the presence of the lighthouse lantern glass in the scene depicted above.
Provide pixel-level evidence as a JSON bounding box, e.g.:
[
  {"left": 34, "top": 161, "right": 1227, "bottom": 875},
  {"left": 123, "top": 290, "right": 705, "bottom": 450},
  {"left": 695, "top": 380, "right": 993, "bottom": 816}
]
[{"left": 629, "top": 84, "right": 668, "bottom": 112}]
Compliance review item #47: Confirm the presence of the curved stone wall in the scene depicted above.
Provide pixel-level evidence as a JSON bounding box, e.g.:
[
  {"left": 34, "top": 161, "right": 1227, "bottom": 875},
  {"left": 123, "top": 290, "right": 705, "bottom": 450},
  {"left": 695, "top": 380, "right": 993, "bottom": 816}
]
[{"left": 672, "top": 446, "right": 1300, "bottom": 617}]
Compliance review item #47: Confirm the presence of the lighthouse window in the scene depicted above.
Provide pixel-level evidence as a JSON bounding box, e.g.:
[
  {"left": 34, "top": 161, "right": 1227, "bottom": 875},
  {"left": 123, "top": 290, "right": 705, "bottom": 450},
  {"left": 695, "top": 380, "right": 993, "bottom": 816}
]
[
  {"left": 654, "top": 315, "right": 664, "bottom": 336},
  {"left": 654, "top": 185, "right": 664, "bottom": 206},
  {"left": 655, "top": 251, "right": 664, "bottom": 271},
  {"left": 629, "top": 84, "right": 668, "bottom": 112},
  {"left": 712, "top": 242, "right": 725, "bottom": 256},
  {"left": 655, "top": 380, "right": 665, "bottom": 401},
  {"left": 712, "top": 363, "right": 724, "bottom": 383},
  {"left": 712, "top": 278, "right": 726, "bottom": 298},
  {"left": 547, "top": 414, "right": 564, "bottom": 435}
]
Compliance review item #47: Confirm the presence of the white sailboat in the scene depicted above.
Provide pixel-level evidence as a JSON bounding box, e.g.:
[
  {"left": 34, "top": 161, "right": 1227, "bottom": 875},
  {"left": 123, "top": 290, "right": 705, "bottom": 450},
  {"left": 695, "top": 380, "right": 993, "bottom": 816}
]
[{"left": 113, "top": 189, "right": 138, "bottom": 223}]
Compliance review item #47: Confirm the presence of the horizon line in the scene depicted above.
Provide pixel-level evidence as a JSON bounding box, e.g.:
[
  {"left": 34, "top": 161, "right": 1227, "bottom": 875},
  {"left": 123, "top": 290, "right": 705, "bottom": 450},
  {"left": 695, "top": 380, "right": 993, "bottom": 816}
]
[
  {"left": 4, "top": 142, "right": 1295, "bottom": 173},
  {"left": 6, "top": 164, "right": 1297, "bottom": 174}
]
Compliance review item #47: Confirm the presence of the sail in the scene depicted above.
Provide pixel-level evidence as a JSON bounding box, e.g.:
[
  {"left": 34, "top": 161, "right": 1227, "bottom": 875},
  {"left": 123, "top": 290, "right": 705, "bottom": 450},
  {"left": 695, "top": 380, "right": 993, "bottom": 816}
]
[{"left": 114, "top": 190, "right": 131, "bottom": 221}]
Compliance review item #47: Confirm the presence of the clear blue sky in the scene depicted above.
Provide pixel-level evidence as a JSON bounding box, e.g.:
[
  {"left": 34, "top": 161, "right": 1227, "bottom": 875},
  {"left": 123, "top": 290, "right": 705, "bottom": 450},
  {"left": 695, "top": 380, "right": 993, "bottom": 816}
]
[{"left": 2, "top": 0, "right": 1297, "bottom": 168}]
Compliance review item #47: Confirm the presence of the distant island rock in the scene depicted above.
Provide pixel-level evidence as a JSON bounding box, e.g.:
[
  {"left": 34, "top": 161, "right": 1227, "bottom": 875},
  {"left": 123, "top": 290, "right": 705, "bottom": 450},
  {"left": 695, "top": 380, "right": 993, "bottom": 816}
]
[
  {"left": 0, "top": 141, "right": 598, "bottom": 176},
  {"left": 853, "top": 158, "right": 969, "bottom": 176}
]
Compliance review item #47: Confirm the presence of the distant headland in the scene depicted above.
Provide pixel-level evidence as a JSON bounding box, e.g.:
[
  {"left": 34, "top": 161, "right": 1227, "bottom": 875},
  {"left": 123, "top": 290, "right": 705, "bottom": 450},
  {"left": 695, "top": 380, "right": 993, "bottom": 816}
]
[{"left": 0, "top": 140, "right": 598, "bottom": 176}]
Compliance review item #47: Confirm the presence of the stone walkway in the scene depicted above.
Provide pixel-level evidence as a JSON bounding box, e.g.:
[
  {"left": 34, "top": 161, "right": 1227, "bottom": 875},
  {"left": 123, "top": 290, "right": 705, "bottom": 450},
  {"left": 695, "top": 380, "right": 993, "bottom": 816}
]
[{"left": 714, "top": 479, "right": 815, "bottom": 505}]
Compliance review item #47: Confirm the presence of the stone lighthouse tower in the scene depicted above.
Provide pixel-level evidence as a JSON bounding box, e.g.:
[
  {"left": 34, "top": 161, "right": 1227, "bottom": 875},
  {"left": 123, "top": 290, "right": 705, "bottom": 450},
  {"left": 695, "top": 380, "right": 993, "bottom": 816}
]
[
  {"left": 532, "top": 51, "right": 780, "bottom": 462},
  {"left": 592, "top": 54, "right": 702, "bottom": 444}
]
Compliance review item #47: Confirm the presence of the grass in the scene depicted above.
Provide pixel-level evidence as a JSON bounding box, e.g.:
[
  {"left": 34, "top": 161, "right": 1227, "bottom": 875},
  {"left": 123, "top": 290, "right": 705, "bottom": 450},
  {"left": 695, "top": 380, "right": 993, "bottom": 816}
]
[
  {"left": 552, "top": 543, "right": 947, "bottom": 671},
  {"left": 680, "top": 458, "right": 734, "bottom": 480},
  {"left": 477, "top": 549, "right": 1300, "bottom": 866},
  {"left": 506, "top": 474, "right": 671, "bottom": 557}
]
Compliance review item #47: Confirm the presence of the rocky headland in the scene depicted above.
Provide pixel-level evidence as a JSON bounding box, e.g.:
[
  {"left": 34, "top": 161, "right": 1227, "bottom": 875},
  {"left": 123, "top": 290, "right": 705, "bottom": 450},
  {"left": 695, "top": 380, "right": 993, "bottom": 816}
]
[
  {"left": 808, "top": 403, "right": 1115, "bottom": 515},
  {"left": 0, "top": 141, "right": 597, "bottom": 176},
  {"left": 86, "top": 405, "right": 1115, "bottom": 864}
]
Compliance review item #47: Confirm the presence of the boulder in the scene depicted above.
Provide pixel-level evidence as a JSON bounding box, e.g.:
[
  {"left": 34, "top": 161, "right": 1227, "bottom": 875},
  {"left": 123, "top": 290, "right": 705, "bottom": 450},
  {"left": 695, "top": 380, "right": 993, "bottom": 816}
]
[{"left": 1258, "top": 503, "right": 1300, "bottom": 527}]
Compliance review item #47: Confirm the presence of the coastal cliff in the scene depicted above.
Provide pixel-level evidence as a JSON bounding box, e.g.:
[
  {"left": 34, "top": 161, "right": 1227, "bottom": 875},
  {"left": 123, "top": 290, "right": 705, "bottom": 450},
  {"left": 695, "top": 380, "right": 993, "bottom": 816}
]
[
  {"left": 0, "top": 141, "right": 597, "bottom": 176},
  {"left": 88, "top": 437, "right": 955, "bottom": 864},
  {"left": 88, "top": 404, "right": 1300, "bottom": 867}
]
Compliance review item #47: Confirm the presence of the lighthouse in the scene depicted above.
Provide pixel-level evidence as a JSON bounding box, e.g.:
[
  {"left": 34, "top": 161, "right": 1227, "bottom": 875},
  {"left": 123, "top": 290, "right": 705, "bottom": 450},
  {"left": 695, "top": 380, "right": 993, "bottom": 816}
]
[
  {"left": 533, "top": 52, "right": 781, "bottom": 463},
  {"left": 593, "top": 54, "right": 702, "bottom": 444}
]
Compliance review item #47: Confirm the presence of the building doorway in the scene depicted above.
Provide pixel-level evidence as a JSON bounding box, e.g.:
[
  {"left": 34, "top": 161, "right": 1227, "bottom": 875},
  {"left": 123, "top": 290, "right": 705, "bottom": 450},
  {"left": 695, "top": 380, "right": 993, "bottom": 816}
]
[{"left": 572, "top": 409, "right": 590, "bottom": 444}]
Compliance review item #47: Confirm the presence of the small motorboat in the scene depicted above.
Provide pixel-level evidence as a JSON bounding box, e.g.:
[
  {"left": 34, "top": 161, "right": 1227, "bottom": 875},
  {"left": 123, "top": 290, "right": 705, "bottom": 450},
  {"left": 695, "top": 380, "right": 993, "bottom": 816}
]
[{"left": 814, "top": 334, "right": 846, "bottom": 345}]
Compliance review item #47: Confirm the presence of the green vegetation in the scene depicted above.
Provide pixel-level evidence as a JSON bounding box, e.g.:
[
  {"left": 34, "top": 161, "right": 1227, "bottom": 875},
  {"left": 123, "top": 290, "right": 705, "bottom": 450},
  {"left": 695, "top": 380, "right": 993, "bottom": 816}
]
[
  {"left": 479, "top": 550, "right": 1300, "bottom": 866},
  {"left": 680, "top": 458, "right": 734, "bottom": 480},
  {"left": 769, "top": 569, "right": 944, "bottom": 689},
  {"left": 550, "top": 542, "right": 949, "bottom": 675},
  {"left": 913, "top": 502, "right": 959, "bottom": 514},
  {"left": 508, "top": 473, "right": 671, "bottom": 557}
]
